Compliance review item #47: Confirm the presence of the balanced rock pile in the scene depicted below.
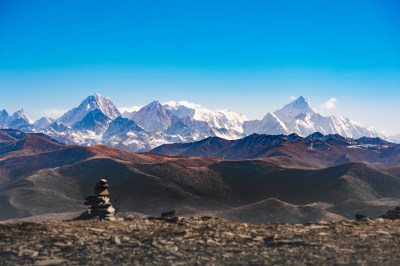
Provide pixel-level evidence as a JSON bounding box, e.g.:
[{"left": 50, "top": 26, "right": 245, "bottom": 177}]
[{"left": 84, "top": 179, "right": 116, "bottom": 220}]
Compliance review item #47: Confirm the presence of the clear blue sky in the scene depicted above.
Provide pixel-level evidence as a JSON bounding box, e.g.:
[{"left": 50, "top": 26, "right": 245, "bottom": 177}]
[{"left": 0, "top": 0, "right": 399, "bottom": 134}]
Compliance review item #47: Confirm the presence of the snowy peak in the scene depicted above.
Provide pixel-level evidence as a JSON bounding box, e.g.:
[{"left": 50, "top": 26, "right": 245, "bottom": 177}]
[
  {"left": 104, "top": 116, "right": 144, "bottom": 139},
  {"left": 165, "top": 116, "right": 215, "bottom": 137},
  {"left": 147, "top": 100, "right": 163, "bottom": 109},
  {"left": 131, "top": 101, "right": 179, "bottom": 131},
  {"left": 58, "top": 93, "right": 121, "bottom": 125},
  {"left": 0, "top": 109, "right": 9, "bottom": 121},
  {"left": 244, "top": 96, "right": 383, "bottom": 140},
  {"left": 0, "top": 109, "right": 9, "bottom": 126},
  {"left": 9, "top": 109, "right": 33, "bottom": 123},
  {"left": 4, "top": 109, "right": 33, "bottom": 130},
  {"left": 274, "top": 96, "right": 317, "bottom": 123},
  {"left": 292, "top": 96, "right": 314, "bottom": 109},
  {"left": 295, "top": 95, "right": 309, "bottom": 104},
  {"left": 73, "top": 109, "right": 112, "bottom": 133},
  {"left": 34, "top": 117, "right": 55, "bottom": 129},
  {"left": 243, "top": 112, "right": 288, "bottom": 135},
  {"left": 163, "top": 101, "right": 196, "bottom": 118},
  {"left": 48, "top": 122, "right": 72, "bottom": 132},
  {"left": 0, "top": 94, "right": 390, "bottom": 153},
  {"left": 260, "top": 112, "right": 288, "bottom": 133},
  {"left": 164, "top": 100, "right": 247, "bottom": 139}
]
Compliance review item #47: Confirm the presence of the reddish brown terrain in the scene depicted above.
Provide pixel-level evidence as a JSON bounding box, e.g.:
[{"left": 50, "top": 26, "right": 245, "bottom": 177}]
[
  {"left": 1, "top": 129, "right": 400, "bottom": 224},
  {"left": 153, "top": 133, "right": 400, "bottom": 169}
]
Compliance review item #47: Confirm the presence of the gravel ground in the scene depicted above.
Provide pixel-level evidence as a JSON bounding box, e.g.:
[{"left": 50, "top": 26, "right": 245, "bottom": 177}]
[{"left": 1, "top": 217, "right": 400, "bottom": 265}]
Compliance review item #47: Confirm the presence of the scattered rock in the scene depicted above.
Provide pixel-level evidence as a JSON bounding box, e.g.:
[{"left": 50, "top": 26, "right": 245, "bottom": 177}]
[
  {"left": 34, "top": 258, "right": 66, "bottom": 265},
  {"left": 2, "top": 215, "right": 400, "bottom": 264}
]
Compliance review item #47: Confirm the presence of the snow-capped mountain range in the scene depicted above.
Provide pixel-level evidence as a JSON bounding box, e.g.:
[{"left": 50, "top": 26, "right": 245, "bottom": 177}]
[
  {"left": 243, "top": 96, "right": 381, "bottom": 139},
  {"left": 0, "top": 94, "right": 394, "bottom": 152}
]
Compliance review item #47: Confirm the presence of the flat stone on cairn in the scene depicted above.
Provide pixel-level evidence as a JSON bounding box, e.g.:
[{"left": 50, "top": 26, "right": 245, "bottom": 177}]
[{"left": 84, "top": 179, "right": 116, "bottom": 220}]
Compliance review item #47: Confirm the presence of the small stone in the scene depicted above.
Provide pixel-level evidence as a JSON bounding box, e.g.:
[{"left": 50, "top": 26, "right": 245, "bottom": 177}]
[
  {"left": 253, "top": 236, "right": 264, "bottom": 242},
  {"left": 111, "top": 236, "right": 121, "bottom": 244},
  {"left": 34, "top": 258, "right": 66, "bottom": 265},
  {"left": 222, "top": 232, "right": 235, "bottom": 237},
  {"left": 376, "top": 230, "right": 390, "bottom": 235},
  {"left": 238, "top": 234, "right": 252, "bottom": 239},
  {"left": 87, "top": 228, "right": 106, "bottom": 233},
  {"left": 206, "top": 239, "right": 220, "bottom": 246}
]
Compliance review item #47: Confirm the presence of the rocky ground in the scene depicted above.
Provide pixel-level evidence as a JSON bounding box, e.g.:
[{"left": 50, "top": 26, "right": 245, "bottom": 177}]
[{"left": 1, "top": 216, "right": 400, "bottom": 265}]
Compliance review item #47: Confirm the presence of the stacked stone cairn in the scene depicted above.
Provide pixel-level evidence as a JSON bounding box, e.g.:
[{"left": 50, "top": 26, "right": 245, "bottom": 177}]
[{"left": 84, "top": 179, "right": 116, "bottom": 220}]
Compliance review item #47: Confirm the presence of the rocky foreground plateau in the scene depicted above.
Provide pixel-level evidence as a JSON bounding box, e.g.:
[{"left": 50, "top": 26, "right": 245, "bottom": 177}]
[{"left": 1, "top": 216, "right": 400, "bottom": 265}]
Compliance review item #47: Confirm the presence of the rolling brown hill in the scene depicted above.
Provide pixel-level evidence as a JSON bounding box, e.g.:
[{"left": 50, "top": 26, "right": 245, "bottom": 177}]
[
  {"left": 383, "top": 164, "right": 400, "bottom": 178},
  {"left": 212, "top": 198, "right": 344, "bottom": 224},
  {"left": 1, "top": 134, "right": 400, "bottom": 223},
  {"left": 0, "top": 131, "right": 16, "bottom": 144},
  {"left": 0, "top": 135, "right": 65, "bottom": 159}
]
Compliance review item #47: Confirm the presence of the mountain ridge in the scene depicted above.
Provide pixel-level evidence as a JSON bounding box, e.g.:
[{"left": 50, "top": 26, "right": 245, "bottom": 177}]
[
  {"left": 0, "top": 94, "right": 392, "bottom": 152},
  {"left": 153, "top": 132, "right": 400, "bottom": 169}
]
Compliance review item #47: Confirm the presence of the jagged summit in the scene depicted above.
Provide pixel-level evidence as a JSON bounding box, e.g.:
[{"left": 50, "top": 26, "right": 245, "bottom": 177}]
[
  {"left": 73, "top": 109, "right": 112, "bottom": 133},
  {"left": 295, "top": 95, "right": 309, "bottom": 104},
  {"left": 0, "top": 109, "right": 9, "bottom": 121},
  {"left": 9, "top": 109, "right": 32, "bottom": 123},
  {"left": 274, "top": 96, "right": 317, "bottom": 123},
  {"left": 130, "top": 101, "right": 179, "bottom": 131},
  {"left": 5, "top": 109, "right": 33, "bottom": 129},
  {"left": 34, "top": 117, "right": 55, "bottom": 129},
  {"left": 163, "top": 100, "right": 247, "bottom": 138},
  {"left": 58, "top": 93, "right": 121, "bottom": 125},
  {"left": 103, "top": 116, "right": 144, "bottom": 139}
]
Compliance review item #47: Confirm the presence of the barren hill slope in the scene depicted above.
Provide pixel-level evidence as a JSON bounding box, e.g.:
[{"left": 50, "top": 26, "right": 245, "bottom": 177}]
[
  {"left": 153, "top": 133, "right": 400, "bottom": 169},
  {"left": 1, "top": 134, "right": 400, "bottom": 222}
]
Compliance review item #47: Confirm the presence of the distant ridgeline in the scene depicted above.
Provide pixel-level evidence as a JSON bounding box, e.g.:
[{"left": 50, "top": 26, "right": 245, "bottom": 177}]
[
  {"left": 153, "top": 132, "right": 400, "bottom": 169},
  {"left": 1, "top": 94, "right": 394, "bottom": 153}
]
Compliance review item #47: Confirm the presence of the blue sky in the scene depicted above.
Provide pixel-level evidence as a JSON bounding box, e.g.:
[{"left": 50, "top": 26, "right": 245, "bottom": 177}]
[{"left": 0, "top": 0, "right": 399, "bottom": 134}]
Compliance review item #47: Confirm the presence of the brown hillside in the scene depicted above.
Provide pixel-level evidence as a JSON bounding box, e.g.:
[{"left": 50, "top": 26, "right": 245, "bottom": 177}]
[
  {"left": 0, "top": 131, "right": 16, "bottom": 143},
  {"left": 0, "top": 135, "right": 64, "bottom": 159},
  {"left": 1, "top": 137, "right": 400, "bottom": 223},
  {"left": 214, "top": 198, "right": 344, "bottom": 224}
]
